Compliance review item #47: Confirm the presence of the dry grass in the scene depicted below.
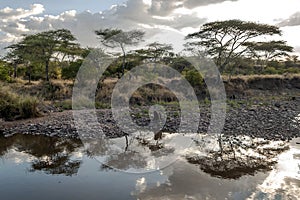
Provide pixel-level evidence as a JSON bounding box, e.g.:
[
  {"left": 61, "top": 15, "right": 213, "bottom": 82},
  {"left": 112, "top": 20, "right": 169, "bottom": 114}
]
[
  {"left": 223, "top": 73, "right": 300, "bottom": 82},
  {"left": 0, "top": 83, "right": 41, "bottom": 120}
]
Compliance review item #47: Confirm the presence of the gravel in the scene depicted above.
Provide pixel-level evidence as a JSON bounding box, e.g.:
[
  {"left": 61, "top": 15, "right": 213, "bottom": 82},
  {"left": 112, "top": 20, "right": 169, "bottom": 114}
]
[{"left": 1, "top": 100, "right": 299, "bottom": 141}]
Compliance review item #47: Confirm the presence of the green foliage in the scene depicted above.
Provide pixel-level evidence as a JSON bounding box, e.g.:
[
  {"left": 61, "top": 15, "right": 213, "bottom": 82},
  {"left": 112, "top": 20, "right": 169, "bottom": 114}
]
[
  {"left": 136, "top": 42, "right": 173, "bottom": 62},
  {"left": 41, "top": 81, "right": 64, "bottom": 100},
  {"left": 170, "top": 57, "right": 193, "bottom": 73},
  {"left": 244, "top": 41, "right": 293, "bottom": 66},
  {"left": 6, "top": 29, "right": 80, "bottom": 81},
  {"left": 61, "top": 61, "right": 82, "bottom": 79},
  {"left": 18, "top": 96, "right": 40, "bottom": 119},
  {"left": 185, "top": 20, "right": 283, "bottom": 73},
  {"left": 30, "top": 64, "right": 44, "bottom": 80},
  {"left": 0, "top": 62, "right": 12, "bottom": 82},
  {"left": 104, "top": 61, "right": 123, "bottom": 77},
  {"left": 184, "top": 69, "right": 204, "bottom": 87},
  {"left": 54, "top": 100, "right": 72, "bottom": 110},
  {"left": 95, "top": 101, "right": 111, "bottom": 109},
  {"left": 0, "top": 85, "right": 40, "bottom": 120},
  {"left": 125, "top": 54, "right": 144, "bottom": 71},
  {"left": 203, "top": 97, "right": 211, "bottom": 105},
  {"left": 49, "top": 65, "right": 61, "bottom": 79},
  {"left": 263, "top": 67, "right": 278, "bottom": 74},
  {"left": 284, "top": 67, "right": 300, "bottom": 74},
  {"left": 95, "top": 28, "right": 145, "bottom": 75},
  {"left": 95, "top": 29, "right": 145, "bottom": 48}
]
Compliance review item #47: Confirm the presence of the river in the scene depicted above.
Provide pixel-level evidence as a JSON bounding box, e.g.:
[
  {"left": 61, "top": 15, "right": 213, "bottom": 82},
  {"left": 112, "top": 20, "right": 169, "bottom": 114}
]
[{"left": 0, "top": 133, "right": 299, "bottom": 200}]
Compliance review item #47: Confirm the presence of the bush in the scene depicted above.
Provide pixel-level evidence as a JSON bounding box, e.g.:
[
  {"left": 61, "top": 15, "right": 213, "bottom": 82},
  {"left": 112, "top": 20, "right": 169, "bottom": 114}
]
[
  {"left": 170, "top": 57, "right": 193, "bottom": 73},
  {"left": 0, "top": 63, "right": 12, "bottom": 82},
  {"left": 284, "top": 67, "right": 300, "bottom": 74},
  {"left": 263, "top": 67, "right": 278, "bottom": 74},
  {"left": 103, "top": 63, "right": 122, "bottom": 78},
  {"left": 18, "top": 96, "right": 40, "bottom": 119},
  {"left": 54, "top": 99, "right": 72, "bottom": 110},
  {"left": 184, "top": 69, "right": 204, "bottom": 87},
  {"left": 50, "top": 65, "right": 61, "bottom": 79},
  {"left": 0, "top": 85, "right": 40, "bottom": 120},
  {"left": 30, "top": 65, "right": 44, "bottom": 80},
  {"left": 61, "top": 61, "right": 82, "bottom": 80}
]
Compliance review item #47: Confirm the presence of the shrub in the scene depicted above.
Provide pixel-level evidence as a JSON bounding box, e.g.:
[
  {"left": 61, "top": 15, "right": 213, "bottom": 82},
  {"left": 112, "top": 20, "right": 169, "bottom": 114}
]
[
  {"left": 50, "top": 65, "right": 61, "bottom": 79},
  {"left": 0, "top": 85, "right": 40, "bottom": 120},
  {"left": 18, "top": 96, "right": 40, "bottom": 119},
  {"left": 30, "top": 65, "right": 44, "bottom": 80},
  {"left": 184, "top": 69, "right": 204, "bottom": 87},
  {"left": 54, "top": 99, "right": 72, "bottom": 110},
  {"left": 0, "top": 63, "right": 12, "bottom": 82},
  {"left": 61, "top": 61, "right": 82, "bottom": 80},
  {"left": 284, "top": 67, "right": 300, "bottom": 74},
  {"left": 263, "top": 67, "right": 278, "bottom": 74}
]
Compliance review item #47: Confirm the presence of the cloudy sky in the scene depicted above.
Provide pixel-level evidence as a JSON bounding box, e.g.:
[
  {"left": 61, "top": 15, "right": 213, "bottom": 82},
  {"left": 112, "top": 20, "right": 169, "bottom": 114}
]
[{"left": 1, "top": 0, "right": 300, "bottom": 55}]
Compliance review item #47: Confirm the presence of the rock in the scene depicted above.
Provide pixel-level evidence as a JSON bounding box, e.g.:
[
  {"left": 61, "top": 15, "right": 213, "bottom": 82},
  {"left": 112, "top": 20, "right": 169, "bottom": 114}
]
[
  {"left": 274, "top": 102, "right": 281, "bottom": 108},
  {"left": 0, "top": 102, "right": 299, "bottom": 140}
]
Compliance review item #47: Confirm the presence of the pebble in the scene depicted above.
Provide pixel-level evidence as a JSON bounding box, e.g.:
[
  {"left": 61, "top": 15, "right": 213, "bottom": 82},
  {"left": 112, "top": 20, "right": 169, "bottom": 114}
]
[{"left": 1, "top": 101, "right": 299, "bottom": 141}]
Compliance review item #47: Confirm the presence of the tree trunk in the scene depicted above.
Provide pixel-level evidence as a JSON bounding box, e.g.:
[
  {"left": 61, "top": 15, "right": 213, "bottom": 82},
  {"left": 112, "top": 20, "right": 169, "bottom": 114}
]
[
  {"left": 122, "top": 52, "right": 126, "bottom": 76},
  {"left": 28, "top": 65, "right": 31, "bottom": 84},
  {"left": 45, "top": 60, "right": 49, "bottom": 82},
  {"left": 228, "top": 65, "right": 236, "bottom": 82},
  {"left": 219, "top": 63, "right": 226, "bottom": 74},
  {"left": 13, "top": 63, "right": 17, "bottom": 78}
]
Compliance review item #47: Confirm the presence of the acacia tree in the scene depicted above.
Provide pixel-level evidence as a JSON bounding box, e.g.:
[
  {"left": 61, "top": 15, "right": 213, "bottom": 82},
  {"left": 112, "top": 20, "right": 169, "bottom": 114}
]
[
  {"left": 185, "top": 20, "right": 283, "bottom": 73},
  {"left": 243, "top": 40, "right": 293, "bottom": 69},
  {"left": 34, "top": 29, "right": 80, "bottom": 81},
  {"left": 95, "top": 29, "right": 145, "bottom": 76},
  {"left": 4, "top": 47, "right": 22, "bottom": 79},
  {"left": 6, "top": 29, "right": 80, "bottom": 82},
  {"left": 5, "top": 41, "right": 39, "bottom": 83},
  {"left": 136, "top": 42, "right": 174, "bottom": 63}
]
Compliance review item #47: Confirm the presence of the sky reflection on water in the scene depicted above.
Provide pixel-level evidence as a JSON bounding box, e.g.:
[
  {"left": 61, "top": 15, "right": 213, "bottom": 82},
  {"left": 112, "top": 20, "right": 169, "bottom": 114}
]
[{"left": 0, "top": 134, "right": 299, "bottom": 200}]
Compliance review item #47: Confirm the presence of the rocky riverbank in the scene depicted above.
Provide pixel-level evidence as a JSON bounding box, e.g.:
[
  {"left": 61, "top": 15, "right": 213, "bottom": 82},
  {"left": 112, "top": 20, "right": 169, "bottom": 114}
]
[{"left": 1, "top": 99, "right": 299, "bottom": 141}]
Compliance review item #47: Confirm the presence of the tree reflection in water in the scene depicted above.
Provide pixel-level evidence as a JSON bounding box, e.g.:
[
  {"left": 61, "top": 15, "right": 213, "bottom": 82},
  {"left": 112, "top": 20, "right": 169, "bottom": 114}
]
[
  {"left": 1, "top": 132, "right": 288, "bottom": 179},
  {"left": 86, "top": 135, "right": 150, "bottom": 171},
  {"left": 0, "top": 134, "right": 15, "bottom": 156},
  {"left": 85, "top": 132, "right": 175, "bottom": 172},
  {"left": 186, "top": 134, "right": 289, "bottom": 179},
  {"left": 0, "top": 134, "right": 83, "bottom": 176}
]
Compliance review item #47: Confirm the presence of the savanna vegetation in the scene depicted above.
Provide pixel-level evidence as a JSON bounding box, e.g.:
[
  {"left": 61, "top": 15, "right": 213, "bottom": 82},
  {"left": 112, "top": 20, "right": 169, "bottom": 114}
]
[{"left": 0, "top": 20, "right": 299, "bottom": 120}]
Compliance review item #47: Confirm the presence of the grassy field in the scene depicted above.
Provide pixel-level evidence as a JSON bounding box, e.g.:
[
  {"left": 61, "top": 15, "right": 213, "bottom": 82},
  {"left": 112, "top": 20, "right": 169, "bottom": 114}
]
[{"left": 1, "top": 73, "right": 299, "bottom": 121}]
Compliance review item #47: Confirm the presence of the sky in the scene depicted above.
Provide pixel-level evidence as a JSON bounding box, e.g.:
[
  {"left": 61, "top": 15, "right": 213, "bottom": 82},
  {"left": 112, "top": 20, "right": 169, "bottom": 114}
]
[{"left": 1, "top": 0, "right": 300, "bottom": 55}]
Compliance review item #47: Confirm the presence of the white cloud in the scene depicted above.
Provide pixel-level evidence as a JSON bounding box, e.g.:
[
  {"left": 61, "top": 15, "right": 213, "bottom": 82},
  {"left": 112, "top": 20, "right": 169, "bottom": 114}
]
[
  {"left": 1, "top": 0, "right": 300, "bottom": 56},
  {"left": 277, "top": 12, "right": 300, "bottom": 27},
  {"left": 146, "top": 0, "right": 238, "bottom": 16},
  {"left": 0, "top": 4, "right": 45, "bottom": 54},
  {"left": 281, "top": 26, "right": 300, "bottom": 54},
  {"left": 183, "top": 0, "right": 238, "bottom": 8},
  {"left": 148, "top": 0, "right": 181, "bottom": 16},
  {"left": 0, "top": 4, "right": 44, "bottom": 20},
  {"left": 191, "top": 0, "right": 300, "bottom": 25},
  {"left": 0, "top": 0, "right": 207, "bottom": 54},
  {"left": 0, "top": 32, "right": 19, "bottom": 43}
]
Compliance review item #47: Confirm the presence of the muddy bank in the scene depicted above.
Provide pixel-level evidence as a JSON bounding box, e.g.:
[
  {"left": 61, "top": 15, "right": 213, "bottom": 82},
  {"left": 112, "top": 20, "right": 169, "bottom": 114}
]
[
  {"left": 225, "top": 75, "right": 300, "bottom": 98},
  {"left": 1, "top": 99, "right": 299, "bottom": 141}
]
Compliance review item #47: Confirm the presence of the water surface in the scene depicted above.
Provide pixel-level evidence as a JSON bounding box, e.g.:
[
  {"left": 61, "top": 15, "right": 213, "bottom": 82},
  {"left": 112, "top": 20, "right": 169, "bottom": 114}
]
[{"left": 0, "top": 134, "right": 299, "bottom": 200}]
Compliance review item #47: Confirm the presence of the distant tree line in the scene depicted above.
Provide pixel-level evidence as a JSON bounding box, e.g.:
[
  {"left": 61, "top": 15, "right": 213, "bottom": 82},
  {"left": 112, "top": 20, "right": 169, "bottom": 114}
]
[{"left": 0, "top": 20, "right": 299, "bottom": 84}]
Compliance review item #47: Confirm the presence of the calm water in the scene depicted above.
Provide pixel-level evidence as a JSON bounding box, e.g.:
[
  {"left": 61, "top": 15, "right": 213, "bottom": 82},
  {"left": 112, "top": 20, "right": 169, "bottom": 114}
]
[{"left": 0, "top": 134, "right": 299, "bottom": 200}]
